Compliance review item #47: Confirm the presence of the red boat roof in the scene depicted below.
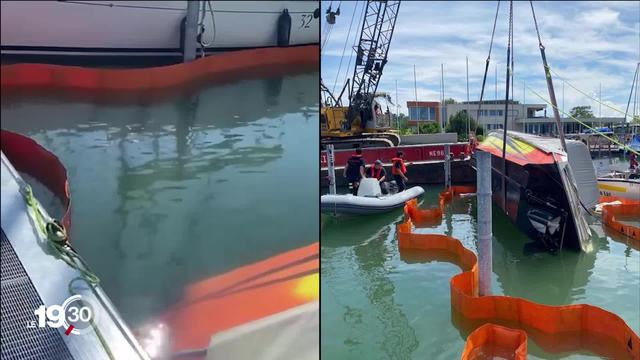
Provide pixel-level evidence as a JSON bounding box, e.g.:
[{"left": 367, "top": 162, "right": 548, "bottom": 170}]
[{"left": 476, "top": 131, "right": 556, "bottom": 166}]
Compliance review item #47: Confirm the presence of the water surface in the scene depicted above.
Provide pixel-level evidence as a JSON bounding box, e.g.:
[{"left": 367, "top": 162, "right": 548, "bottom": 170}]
[
  {"left": 1, "top": 72, "right": 319, "bottom": 327},
  {"left": 321, "top": 185, "right": 639, "bottom": 359}
]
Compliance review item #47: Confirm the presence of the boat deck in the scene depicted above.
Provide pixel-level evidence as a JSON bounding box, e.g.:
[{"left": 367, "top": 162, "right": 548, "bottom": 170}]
[
  {"left": 1, "top": 229, "right": 74, "bottom": 359},
  {"left": 0, "top": 152, "right": 148, "bottom": 360}
]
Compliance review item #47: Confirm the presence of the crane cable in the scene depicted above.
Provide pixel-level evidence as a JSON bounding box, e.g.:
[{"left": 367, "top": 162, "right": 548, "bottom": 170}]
[
  {"left": 530, "top": 0, "right": 567, "bottom": 152},
  {"left": 332, "top": 1, "right": 360, "bottom": 95},
  {"left": 477, "top": 1, "right": 501, "bottom": 132},
  {"left": 322, "top": 1, "right": 342, "bottom": 54},
  {"left": 342, "top": 1, "right": 366, "bottom": 104},
  {"left": 500, "top": 0, "right": 513, "bottom": 212}
]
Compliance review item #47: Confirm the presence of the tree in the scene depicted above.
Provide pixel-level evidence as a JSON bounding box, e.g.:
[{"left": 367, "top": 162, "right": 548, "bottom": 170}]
[
  {"left": 444, "top": 98, "right": 456, "bottom": 105},
  {"left": 445, "top": 111, "right": 479, "bottom": 141},
  {"left": 569, "top": 106, "right": 594, "bottom": 119},
  {"left": 632, "top": 116, "right": 640, "bottom": 124},
  {"left": 419, "top": 121, "right": 441, "bottom": 134}
]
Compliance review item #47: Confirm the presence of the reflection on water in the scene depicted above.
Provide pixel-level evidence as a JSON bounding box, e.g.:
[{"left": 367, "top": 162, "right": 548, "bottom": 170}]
[
  {"left": 321, "top": 185, "right": 639, "bottom": 359},
  {"left": 1, "top": 72, "right": 319, "bottom": 327}
]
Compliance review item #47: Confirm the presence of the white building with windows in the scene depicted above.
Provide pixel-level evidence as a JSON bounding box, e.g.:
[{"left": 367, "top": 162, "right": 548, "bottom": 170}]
[{"left": 445, "top": 100, "right": 625, "bottom": 135}]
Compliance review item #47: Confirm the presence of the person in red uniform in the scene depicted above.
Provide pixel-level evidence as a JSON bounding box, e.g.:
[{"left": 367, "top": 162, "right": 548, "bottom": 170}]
[
  {"left": 367, "top": 159, "right": 389, "bottom": 194},
  {"left": 630, "top": 152, "right": 638, "bottom": 170},
  {"left": 391, "top": 151, "right": 408, "bottom": 192},
  {"left": 343, "top": 148, "right": 365, "bottom": 195}
]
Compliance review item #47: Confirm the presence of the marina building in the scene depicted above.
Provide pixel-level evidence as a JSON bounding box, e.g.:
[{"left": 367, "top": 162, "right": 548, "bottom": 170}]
[{"left": 409, "top": 99, "right": 625, "bottom": 135}]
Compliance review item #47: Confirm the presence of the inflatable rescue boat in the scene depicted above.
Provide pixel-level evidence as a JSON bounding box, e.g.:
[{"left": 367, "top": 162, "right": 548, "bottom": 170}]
[{"left": 321, "top": 178, "right": 424, "bottom": 215}]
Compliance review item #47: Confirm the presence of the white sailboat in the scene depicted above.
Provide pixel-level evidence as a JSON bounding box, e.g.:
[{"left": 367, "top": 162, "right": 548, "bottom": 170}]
[{"left": 1, "top": 1, "right": 319, "bottom": 62}]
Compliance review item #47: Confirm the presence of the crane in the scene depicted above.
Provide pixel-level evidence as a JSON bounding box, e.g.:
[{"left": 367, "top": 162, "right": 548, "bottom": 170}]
[{"left": 321, "top": 0, "right": 401, "bottom": 149}]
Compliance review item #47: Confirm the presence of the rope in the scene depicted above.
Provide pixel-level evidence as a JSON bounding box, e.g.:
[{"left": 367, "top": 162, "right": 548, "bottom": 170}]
[
  {"left": 525, "top": 84, "right": 640, "bottom": 155},
  {"left": 20, "top": 184, "right": 115, "bottom": 359},
  {"left": 332, "top": 1, "right": 359, "bottom": 94},
  {"left": 548, "top": 67, "right": 632, "bottom": 118}
]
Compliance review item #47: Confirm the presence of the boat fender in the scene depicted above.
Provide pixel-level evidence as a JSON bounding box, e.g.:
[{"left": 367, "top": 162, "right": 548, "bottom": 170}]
[
  {"left": 179, "top": 16, "right": 187, "bottom": 53},
  {"left": 277, "top": 9, "right": 292, "bottom": 47}
]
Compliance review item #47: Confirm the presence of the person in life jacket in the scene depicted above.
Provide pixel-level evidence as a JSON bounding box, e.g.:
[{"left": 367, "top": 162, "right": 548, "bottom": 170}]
[
  {"left": 630, "top": 151, "right": 638, "bottom": 171},
  {"left": 343, "top": 148, "right": 365, "bottom": 195},
  {"left": 391, "top": 151, "right": 408, "bottom": 192},
  {"left": 367, "top": 159, "right": 389, "bottom": 194}
]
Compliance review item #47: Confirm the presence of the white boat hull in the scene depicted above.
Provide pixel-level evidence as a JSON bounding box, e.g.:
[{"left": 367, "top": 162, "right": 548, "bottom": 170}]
[
  {"left": 321, "top": 186, "right": 425, "bottom": 215},
  {"left": 597, "top": 178, "right": 640, "bottom": 201},
  {"left": 1, "top": 1, "right": 319, "bottom": 58}
]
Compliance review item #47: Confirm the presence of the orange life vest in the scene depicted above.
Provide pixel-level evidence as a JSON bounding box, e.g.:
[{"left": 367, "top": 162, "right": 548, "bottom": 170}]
[
  {"left": 391, "top": 157, "right": 406, "bottom": 175},
  {"left": 369, "top": 164, "right": 382, "bottom": 179}
]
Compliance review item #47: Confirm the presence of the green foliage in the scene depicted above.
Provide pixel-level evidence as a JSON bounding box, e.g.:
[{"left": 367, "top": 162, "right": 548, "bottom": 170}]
[
  {"left": 632, "top": 116, "right": 640, "bottom": 124},
  {"left": 569, "top": 106, "right": 594, "bottom": 119},
  {"left": 445, "top": 111, "right": 477, "bottom": 141},
  {"left": 418, "top": 121, "right": 441, "bottom": 134},
  {"left": 444, "top": 98, "right": 456, "bottom": 105}
]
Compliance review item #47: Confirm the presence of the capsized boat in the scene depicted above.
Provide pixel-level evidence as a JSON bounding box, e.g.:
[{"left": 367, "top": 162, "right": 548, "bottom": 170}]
[
  {"left": 597, "top": 169, "right": 640, "bottom": 202},
  {"left": 321, "top": 178, "right": 424, "bottom": 215},
  {"left": 476, "top": 131, "right": 596, "bottom": 252}
]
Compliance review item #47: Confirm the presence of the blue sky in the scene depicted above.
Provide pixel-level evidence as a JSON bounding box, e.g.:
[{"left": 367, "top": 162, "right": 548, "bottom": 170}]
[{"left": 321, "top": 1, "right": 640, "bottom": 120}]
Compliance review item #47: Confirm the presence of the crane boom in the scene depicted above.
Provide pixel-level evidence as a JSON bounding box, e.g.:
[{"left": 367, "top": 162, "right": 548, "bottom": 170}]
[{"left": 348, "top": 0, "right": 400, "bottom": 121}]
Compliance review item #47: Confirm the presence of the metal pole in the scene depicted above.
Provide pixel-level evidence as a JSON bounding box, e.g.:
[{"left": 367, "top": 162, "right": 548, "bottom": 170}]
[
  {"left": 440, "top": 63, "right": 446, "bottom": 133},
  {"left": 444, "top": 144, "right": 451, "bottom": 189},
  {"left": 495, "top": 64, "right": 498, "bottom": 101},
  {"left": 327, "top": 145, "right": 337, "bottom": 195},
  {"left": 396, "top": 79, "right": 399, "bottom": 130},
  {"left": 466, "top": 56, "right": 470, "bottom": 138},
  {"left": 562, "top": 80, "right": 565, "bottom": 115},
  {"left": 414, "top": 64, "right": 419, "bottom": 134},
  {"left": 599, "top": 83, "right": 602, "bottom": 118},
  {"left": 477, "top": 151, "right": 492, "bottom": 296},
  {"left": 183, "top": 1, "right": 200, "bottom": 62}
]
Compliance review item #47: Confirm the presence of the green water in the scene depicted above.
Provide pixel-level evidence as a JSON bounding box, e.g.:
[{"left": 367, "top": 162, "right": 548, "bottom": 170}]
[
  {"left": 1, "top": 72, "right": 319, "bottom": 327},
  {"left": 321, "top": 186, "right": 639, "bottom": 359}
]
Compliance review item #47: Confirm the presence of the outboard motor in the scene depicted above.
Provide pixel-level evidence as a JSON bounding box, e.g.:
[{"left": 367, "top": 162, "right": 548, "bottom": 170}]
[{"left": 525, "top": 190, "right": 567, "bottom": 252}]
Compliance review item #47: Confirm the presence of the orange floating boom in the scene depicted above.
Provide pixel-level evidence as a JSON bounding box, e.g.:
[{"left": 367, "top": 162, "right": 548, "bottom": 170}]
[
  {"left": 1, "top": 45, "right": 319, "bottom": 102},
  {"left": 398, "top": 194, "right": 640, "bottom": 359}
]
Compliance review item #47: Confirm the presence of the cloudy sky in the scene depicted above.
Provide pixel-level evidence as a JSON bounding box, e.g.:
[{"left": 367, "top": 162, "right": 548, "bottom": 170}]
[{"left": 321, "top": 1, "right": 640, "bottom": 120}]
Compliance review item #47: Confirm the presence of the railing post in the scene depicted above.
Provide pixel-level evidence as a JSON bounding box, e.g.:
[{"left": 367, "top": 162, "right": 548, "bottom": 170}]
[
  {"left": 327, "top": 145, "right": 336, "bottom": 195},
  {"left": 444, "top": 144, "right": 451, "bottom": 188},
  {"left": 477, "top": 151, "right": 492, "bottom": 296},
  {"left": 183, "top": 1, "right": 200, "bottom": 62}
]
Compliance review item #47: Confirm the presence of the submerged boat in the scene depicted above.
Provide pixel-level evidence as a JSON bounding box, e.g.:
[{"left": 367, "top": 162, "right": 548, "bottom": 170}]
[
  {"left": 597, "top": 169, "right": 640, "bottom": 202},
  {"left": 321, "top": 178, "right": 425, "bottom": 215},
  {"left": 1, "top": 1, "right": 319, "bottom": 64},
  {"left": 476, "top": 131, "right": 597, "bottom": 252}
]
